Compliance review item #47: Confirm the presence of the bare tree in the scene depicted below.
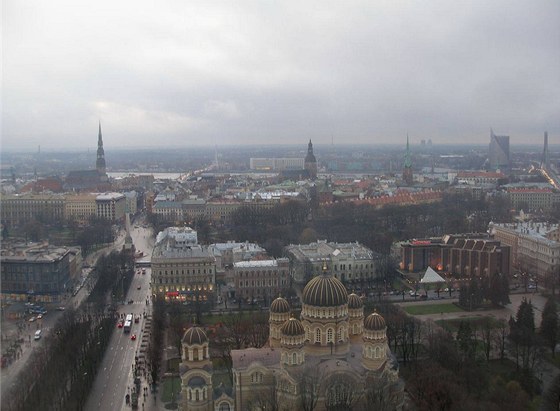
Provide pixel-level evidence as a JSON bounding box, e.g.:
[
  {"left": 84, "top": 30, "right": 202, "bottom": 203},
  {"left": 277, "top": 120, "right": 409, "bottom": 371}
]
[
  {"left": 480, "top": 317, "right": 493, "bottom": 362},
  {"left": 246, "top": 383, "right": 280, "bottom": 411},
  {"left": 246, "top": 312, "right": 269, "bottom": 348},
  {"left": 294, "top": 366, "right": 322, "bottom": 411},
  {"left": 324, "top": 375, "right": 360, "bottom": 411},
  {"left": 493, "top": 318, "right": 508, "bottom": 361},
  {"left": 363, "top": 374, "right": 393, "bottom": 411}
]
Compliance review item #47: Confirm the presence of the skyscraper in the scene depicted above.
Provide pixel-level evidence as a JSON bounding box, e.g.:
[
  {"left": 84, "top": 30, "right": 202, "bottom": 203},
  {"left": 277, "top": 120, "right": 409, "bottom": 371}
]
[{"left": 489, "top": 129, "right": 510, "bottom": 171}]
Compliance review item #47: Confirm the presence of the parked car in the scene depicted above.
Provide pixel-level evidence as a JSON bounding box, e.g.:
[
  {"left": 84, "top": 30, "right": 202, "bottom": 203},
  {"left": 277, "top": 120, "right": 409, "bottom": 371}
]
[{"left": 130, "top": 334, "right": 136, "bottom": 341}]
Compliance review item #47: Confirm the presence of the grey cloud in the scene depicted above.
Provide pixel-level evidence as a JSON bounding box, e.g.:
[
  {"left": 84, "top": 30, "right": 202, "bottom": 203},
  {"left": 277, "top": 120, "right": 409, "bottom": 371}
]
[{"left": 2, "top": 0, "right": 559, "bottom": 149}]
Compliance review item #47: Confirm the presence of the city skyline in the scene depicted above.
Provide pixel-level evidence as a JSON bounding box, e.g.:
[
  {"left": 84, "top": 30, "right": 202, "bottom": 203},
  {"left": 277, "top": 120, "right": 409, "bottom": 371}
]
[{"left": 3, "top": 0, "right": 559, "bottom": 150}]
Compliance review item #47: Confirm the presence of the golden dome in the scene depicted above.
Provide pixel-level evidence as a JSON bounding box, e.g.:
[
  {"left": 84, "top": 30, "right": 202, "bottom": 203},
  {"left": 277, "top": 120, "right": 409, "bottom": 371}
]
[
  {"left": 270, "top": 297, "right": 291, "bottom": 313},
  {"left": 364, "top": 312, "right": 386, "bottom": 331},
  {"left": 182, "top": 326, "right": 208, "bottom": 345},
  {"left": 348, "top": 293, "right": 363, "bottom": 309},
  {"left": 280, "top": 317, "right": 305, "bottom": 336},
  {"left": 302, "top": 274, "right": 348, "bottom": 307}
]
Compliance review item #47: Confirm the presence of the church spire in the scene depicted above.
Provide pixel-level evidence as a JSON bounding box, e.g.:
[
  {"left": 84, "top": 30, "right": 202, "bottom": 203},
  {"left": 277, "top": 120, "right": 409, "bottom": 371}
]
[
  {"left": 404, "top": 134, "right": 412, "bottom": 168},
  {"left": 402, "top": 134, "right": 413, "bottom": 185},
  {"left": 96, "top": 121, "right": 106, "bottom": 174}
]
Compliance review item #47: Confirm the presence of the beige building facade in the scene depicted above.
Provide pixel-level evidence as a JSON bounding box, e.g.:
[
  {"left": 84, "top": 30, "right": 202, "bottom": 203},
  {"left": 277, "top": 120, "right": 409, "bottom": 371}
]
[{"left": 490, "top": 222, "right": 560, "bottom": 280}]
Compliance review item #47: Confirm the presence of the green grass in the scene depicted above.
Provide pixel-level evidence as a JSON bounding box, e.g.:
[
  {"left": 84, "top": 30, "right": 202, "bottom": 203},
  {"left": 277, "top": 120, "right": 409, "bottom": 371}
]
[
  {"left": 403, "top": 303, "right": 464, "bottom": 315},
  {"left": 161, "top": 376, "right": 181, "bottom": 403},
  {"left": 435, "top": 316, "right": 505, "bottom": 332}
]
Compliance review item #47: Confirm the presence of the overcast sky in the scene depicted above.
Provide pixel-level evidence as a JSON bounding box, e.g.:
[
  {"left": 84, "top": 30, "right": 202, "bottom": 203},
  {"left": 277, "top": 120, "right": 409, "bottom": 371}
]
[{"left": 2, "top": 0, "right": 559, "bottom": 150}]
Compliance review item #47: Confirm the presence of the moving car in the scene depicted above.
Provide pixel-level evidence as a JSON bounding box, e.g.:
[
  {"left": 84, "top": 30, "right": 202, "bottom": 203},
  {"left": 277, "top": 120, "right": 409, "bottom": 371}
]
[
  {"left": 117, "top": 320, "right": 124, "bottom": 328},
  {"left": 34, "top": 330, "right": 42, "bottom": 340},
  {"left": 130, "top": 334, "right": 136, "bottom": 340}
]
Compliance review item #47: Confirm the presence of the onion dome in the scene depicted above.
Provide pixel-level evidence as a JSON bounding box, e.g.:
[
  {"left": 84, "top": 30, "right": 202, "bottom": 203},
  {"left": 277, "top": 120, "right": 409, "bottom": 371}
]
[
  {"left": 348, "top": 293, "right": 363, "bottom": 309},
  {"left": 182, "top": 326, "right": 208, "bottom": 345},
  {"left": 364, "top": 311, "right": 386, "bottom": 331},
  {"left": 280, "top": 317, "right": 305, "bottom": 336},
  {"left": 302, "top": 275, "right": 348, "bottom": 307},
  {"left": 270, "top": 297, "right": 291, "bottom": 313}
]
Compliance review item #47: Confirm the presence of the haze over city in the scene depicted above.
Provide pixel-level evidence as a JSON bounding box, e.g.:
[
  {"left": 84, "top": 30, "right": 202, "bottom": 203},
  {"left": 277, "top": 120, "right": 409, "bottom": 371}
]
[{"left": 3, "top": 0, "right": 559, "bottom": 150}]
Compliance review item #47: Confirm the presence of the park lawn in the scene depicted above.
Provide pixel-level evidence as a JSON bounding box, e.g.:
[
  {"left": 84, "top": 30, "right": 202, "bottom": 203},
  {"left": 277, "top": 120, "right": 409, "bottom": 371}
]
[
  {"left": 404, "top": 303, "right": 464, "bottom": 315},
  {"left": 161, "top": 376, "right": 181, "bottom": 403},
  {"left": 435, "top": 316, "right": 505, "bottom": 332}
]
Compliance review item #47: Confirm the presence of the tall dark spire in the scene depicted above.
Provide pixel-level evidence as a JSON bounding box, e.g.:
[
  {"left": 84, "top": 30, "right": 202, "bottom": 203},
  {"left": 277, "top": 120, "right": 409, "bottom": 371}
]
[
  {"left": 96, "top": 121, "right": 106, "bottom": 174},
  {"left": 404, "top": 134, "right": 412, "bottom": 168},
  {"left": 402, "top": 134, "right": 413, "bottom": 185},
  {"left": 304, "top": 139, "right": 317, "bottom": 179},
  {"left": 541, "top": 131, "right": 549, "bottom": 169}
]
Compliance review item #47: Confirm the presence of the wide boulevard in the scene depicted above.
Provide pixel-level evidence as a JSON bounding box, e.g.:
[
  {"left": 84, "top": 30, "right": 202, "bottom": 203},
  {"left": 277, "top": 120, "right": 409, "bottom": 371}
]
[{"left": 84, "top": 222, "right": 154, "bottom": 411}]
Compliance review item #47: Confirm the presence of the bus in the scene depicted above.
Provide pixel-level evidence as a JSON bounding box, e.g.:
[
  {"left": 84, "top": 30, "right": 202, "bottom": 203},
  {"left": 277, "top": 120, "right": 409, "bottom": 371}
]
[{"left": 123, "top": 314, "right": 133, "bottom": 333}]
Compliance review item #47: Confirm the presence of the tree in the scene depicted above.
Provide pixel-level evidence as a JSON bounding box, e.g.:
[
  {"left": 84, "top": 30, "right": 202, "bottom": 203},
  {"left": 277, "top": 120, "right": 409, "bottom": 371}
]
[
  {"left": 488, "top": 272, "right": 511, "bottom": 306},
  {"left": 324, "top": 375, "right": 360, "bottom": 411},
  {"left": 363, "top": 374, "right": 395, "bottom": 411},
  {"left": 299, "top": 227, "right": 318, "bottom": 244},
  {"left": 456, "top": 320, "right": 476, "bottom": 361},
  {"left": 541, "top": 298, "right": 558, "bottom": 357},
  {"left": 297, "top": 366, "right": 322, "bottom": 411},
  {"left": 542, "top": 373, "right": 560, "bottom": 411},
  {"left": 480, "top": 317, "right": 493, "bottom": 363},
  {"left": 509, "top": 298, "right": 541, "bottom": 395}
]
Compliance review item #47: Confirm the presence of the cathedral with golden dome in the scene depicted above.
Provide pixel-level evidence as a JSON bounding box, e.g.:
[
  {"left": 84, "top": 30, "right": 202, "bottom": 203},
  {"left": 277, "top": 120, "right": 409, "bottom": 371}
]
[{"left": 178, "top": 266, "right": 404, "bottom": 411}]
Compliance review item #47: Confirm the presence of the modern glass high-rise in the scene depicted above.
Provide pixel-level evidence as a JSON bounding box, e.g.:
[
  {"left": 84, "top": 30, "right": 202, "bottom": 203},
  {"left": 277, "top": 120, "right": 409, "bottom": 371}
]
[{"left": 489, "top": 129, "right": 510, "bottom": 171}]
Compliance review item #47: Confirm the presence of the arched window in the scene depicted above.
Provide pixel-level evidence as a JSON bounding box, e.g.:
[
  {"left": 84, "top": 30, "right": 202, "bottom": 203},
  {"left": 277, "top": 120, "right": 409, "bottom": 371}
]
[
  {"left": 195, "top": 390, "right": 199, "bottom": 401},
  {"left": 315, "top": 328, "right": 321, "bottom": 343},
  {"left": 292, "top": 352, "right": 297, "bottom": 364},
  {"left": 327, "top": 328, "right": 333, "bottom": 343},
  {"left": 353, "top": 323, "right": 357, "bottom": 334},
  {"left": 219, "top": 403, "right": 231, "bottom": 411},
  {"left": 375, "top": 346, "right": 381, "bottom": 358}
]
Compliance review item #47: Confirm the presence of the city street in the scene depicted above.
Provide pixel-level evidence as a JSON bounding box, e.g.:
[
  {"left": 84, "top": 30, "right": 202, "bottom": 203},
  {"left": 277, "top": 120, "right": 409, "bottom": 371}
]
[
  {"left": 84, "top": 223, "right": 155, "bottom": 411},
  {"left": 0, "top": 229, "right": 128, "bottom": 400}
]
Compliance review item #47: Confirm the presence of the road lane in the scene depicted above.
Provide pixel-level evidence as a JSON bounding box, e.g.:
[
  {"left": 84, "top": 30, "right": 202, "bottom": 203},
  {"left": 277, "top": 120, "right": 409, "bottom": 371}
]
[{"left": 85, "top": 223, "right": 154, "bottom": 411}]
